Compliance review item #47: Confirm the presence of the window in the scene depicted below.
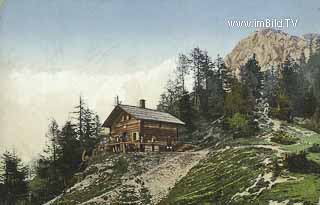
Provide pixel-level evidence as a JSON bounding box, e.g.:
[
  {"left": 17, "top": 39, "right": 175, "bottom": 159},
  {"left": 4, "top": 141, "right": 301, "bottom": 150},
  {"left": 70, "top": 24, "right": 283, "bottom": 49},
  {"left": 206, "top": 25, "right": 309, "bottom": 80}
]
[
  {"left": 151, "top": 136, "right": 156, "bottom": 142},
  {"left": 132, "top": 132, "right": 139, "bottom": 141}
]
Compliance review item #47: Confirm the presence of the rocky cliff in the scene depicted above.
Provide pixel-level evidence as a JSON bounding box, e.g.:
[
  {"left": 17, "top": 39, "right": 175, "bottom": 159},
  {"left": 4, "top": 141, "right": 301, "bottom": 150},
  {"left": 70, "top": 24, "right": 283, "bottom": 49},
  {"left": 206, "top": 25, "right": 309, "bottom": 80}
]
[{"left": 225, "top": 29, "right": 320, "bottom": 73}]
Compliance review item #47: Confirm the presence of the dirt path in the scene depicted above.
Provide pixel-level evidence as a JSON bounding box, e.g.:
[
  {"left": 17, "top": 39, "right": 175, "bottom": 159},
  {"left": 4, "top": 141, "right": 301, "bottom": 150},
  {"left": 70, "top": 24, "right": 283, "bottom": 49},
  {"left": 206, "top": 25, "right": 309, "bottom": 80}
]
[{"left": 143, "top": 150, "right": 209, "bottom": 204}]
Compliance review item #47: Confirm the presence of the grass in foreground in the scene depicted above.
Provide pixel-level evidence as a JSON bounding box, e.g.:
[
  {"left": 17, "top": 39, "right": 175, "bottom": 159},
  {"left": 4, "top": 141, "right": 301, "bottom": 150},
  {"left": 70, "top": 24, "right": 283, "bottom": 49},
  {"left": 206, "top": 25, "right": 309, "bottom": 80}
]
[
  {"left": 160, "top": 147, "right": 273, "bottom": 205},
  {"left": 256, "top": 174, "right": 320, "bottom": 205}
]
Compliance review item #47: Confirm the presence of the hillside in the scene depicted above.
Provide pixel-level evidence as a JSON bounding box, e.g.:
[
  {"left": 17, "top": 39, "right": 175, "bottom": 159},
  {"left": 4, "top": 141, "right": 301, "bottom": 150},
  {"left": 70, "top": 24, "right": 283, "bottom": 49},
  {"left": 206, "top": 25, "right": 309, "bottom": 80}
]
[
  {"left": 162, "top": 121, "right": 320, "bottom": 204},
  {"left": 225, "top": 29, "right": 320, "bottom": 73},
  {"left": 44, "top": 150, "right": 208, "bottom": 204},
  {"left": 45, "top": 120, "right": 320, "bottom": 205}
]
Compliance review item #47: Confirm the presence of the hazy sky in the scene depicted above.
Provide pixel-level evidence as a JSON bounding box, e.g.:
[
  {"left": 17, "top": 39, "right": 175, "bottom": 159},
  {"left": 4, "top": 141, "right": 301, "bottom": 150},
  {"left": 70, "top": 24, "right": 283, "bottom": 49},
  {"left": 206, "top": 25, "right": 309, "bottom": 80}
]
[{"left": 0, "top": 0, "right": 319, "bottom": 162}]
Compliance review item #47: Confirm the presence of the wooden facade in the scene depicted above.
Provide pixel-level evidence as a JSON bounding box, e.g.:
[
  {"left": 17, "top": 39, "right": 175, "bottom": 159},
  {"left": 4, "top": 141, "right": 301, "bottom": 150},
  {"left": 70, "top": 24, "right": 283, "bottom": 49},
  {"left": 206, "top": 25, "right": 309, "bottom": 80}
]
[{"left": 102, "top": 100, "right": 184, "bottom": 152}]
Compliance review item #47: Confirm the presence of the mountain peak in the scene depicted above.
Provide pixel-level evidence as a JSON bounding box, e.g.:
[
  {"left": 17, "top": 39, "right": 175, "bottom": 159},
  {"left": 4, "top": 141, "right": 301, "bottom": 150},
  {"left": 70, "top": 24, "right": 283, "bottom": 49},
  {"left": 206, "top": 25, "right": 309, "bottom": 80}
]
[{"left": 225, "top": 30, "right": 320, "bottom": 73}]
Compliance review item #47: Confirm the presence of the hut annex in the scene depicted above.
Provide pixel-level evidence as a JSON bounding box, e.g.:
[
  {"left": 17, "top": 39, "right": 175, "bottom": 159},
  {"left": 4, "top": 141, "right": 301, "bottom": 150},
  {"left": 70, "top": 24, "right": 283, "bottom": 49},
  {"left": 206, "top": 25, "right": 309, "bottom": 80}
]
[{"left": 102, "top": 99, "right": 185, "bottom": 152}]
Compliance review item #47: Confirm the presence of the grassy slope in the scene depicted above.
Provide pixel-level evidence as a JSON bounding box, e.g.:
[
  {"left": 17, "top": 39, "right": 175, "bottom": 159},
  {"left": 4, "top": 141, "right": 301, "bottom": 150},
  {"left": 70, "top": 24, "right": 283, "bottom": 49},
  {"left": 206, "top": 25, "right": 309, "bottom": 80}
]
[
  {"left": 257, "top": 174, "right": 320, "bottom": 204},
  {"left": 255, "top": 133, "right": 320, "bottom": 204},
  {"left": 163, "top": 127, "right": 320, "bottom": 205},
  {"left": 161, "top": 147, "right": 274, "bottom": 205},
  {"left": 50, "top": 154, "right": 154, "bottom": 205},
  {"left": 49, "top": 124, "right": 320, "bottom": 205},
  {"left": 51, "top": 154, "right": 126, "bottom": 204}
]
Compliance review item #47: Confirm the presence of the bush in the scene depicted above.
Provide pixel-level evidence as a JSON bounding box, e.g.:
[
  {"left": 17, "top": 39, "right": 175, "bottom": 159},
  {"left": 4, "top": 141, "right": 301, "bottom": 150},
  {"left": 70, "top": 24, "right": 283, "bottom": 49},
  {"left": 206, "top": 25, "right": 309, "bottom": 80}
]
[
  {"left": 300, "top": 120, "right": 320, "bottom": 133},
  {"left": 270, "top": 93, "right": 293, "bottom": 122},
  {"left": 308, "top": 144, "right": 320, "bottom": 153},
  {"left": 283, "top": 151, "right": 320, "bottom": 173},
  {"left": 270, "top": 131, "right": 298, "bottom": 145},
  {"left": 227, "top": 113, "right": 259, "bottom": 138},
  {"left": 114, "top": 157, "right": 128, "bottom": 173},
  {"left": 228, "top": 113, "right": 248, "bottom": 130}
]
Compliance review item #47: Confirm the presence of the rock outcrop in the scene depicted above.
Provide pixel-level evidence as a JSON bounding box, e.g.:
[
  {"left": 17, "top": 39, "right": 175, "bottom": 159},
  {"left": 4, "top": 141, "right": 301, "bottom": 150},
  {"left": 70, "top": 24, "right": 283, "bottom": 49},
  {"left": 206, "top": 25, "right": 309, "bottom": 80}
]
[{"left": 225, "top": 29, "right": 320, "bottom": 74}]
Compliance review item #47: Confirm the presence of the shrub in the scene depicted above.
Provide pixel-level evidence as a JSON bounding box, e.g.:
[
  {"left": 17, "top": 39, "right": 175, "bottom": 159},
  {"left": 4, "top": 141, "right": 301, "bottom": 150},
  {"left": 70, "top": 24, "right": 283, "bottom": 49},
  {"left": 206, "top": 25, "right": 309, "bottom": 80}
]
[
  {"left": 114, "top": 157, "right": 128, "bottom": 173},
  {"left": 228, "top": 113, "right": 248, "bottom": 130},
  {"left": 272, "top": 159, "right": 281, "bottom": 178},
  {"left": 308, "top": 143, "right": 320, "bottom": 153},
  {"left": 270, "top": 93, "right": 292, "bottom": 122},
  {"left": 283, "top": 151, "right": 320, "bottom": 173},
  {"left": 227, "top": 113, "right": 258, "bottom": 138},
  {"left": 300, "top": 120, "right": 320, "bottom": 133},
  {"left": 270, "top": 131, "right": 298, "bottom": 145}
]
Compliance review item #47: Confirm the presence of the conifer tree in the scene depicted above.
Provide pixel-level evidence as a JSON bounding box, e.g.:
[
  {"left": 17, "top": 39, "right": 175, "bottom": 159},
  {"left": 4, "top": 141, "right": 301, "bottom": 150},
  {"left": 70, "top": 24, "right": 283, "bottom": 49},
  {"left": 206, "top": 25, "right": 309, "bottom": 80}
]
[
  {"left": 0, "top": 151, "right": 28, "bottom": 204},
  {"left": 73, "top": 96, "right": 100, "bottom": 153},
  {"left": 58, "top": 121, "right": 81, "bottom": 186},
  {"left": 216, "top": 54, "right": 233, "bottom": 93},
  {"left": 189, "top": 47, "right": 205, "bottom": 108},
  {"left": 239, "top": 54, "right": 263, "bottom": 100},
  {"left": 178, "top": 91, "right": 194, "bottom": 130},
  {"left": 175, "top": 53, "right": 190, "bottom": 93}
]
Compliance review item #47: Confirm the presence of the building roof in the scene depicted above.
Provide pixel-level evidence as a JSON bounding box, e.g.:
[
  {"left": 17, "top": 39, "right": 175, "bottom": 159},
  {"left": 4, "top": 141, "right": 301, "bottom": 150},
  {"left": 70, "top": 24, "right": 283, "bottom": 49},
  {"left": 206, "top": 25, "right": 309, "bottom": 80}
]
[{"left": 102, "top": 104, "right": 185, "bottom": 127}]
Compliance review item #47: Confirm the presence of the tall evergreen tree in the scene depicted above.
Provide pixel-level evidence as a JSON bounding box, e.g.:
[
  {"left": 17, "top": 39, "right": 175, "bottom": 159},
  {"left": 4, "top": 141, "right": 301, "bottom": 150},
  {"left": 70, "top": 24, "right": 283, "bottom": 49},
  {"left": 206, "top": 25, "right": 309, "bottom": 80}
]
[
  {"left": 239, "top": 54, "right": 263, "bottom": 114},
  {"left": 36, "top": 119, "right": 64, "bottom": 200},
  {"left": 178, "top": 91, "right": 194, "bottom": 130},
  {"left": 189, "top": 47, "right": 214, "bottom": 113},
  {"left": 199, "top": 50, "right": 214, "bottom": 113},
  {"left": 239, "top": 54, "right": 263, "bottom": 100},
  {"left": 157, "top": 79, "right": 181, "bottom": 117},
  {"left": 280, "top": 56, "right": 303, "bottom": 117},
  {"left": 175, "top": 53, "right": 190, "bottom": 93},
  {"left": 224, "top": 80, "right": 249, "bottom": 116},
  {"left": 264, "top": 65, "right": 280, "bottom": 107},
  {"left": 57, "top": 121, "right": 81, "bottom": 186},
  {"left": 73, "top": 96, "right": 100, "bottom": 153},
  {"left": 0, "top": 151, "right": 28, "bottom": 204},
  {"left": 216, "top": 54, "right": 233, "bottom": 93},
  {"left": 305, "top": 48, "right": 320, "bottom": 121},
  {"left": 189, "top": 47, "right": 205, "bottom": 108}
]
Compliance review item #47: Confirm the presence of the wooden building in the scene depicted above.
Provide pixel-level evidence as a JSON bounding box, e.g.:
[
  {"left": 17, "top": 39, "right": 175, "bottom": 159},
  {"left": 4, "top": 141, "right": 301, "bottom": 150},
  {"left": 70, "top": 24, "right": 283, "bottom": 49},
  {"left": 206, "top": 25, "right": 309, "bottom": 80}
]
[{"left": 102, "top": 99, "right": 185, "bottom": 152}]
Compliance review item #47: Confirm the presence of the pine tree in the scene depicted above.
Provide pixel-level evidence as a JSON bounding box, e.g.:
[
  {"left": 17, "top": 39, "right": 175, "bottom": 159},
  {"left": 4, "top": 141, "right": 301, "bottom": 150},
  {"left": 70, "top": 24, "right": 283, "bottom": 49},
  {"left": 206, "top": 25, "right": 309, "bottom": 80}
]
[
  {"left": 189, "top": 47, "right": 214, "bottom": 113},
  {"left": 73, "top": 96, "right": 86, "bottom": 147},
  {"left": 200, "top": 50, "right": 214, "bottom": 114},
  {"left": 239, "top": 54, "right": 263, "bottom": 100},
  {"left": 0, "top": 151, "right": 29, "bottom": 204},
  {"left": 303, "top": 89, "right": 317, "bottom": 118},
  {"left": 36, "top": 119, "right": 64, "bottom": 200},
  {"left": 280, "top": 56, "right": 303, "bottom": 117},
  {"left": 73, "top": 96, "right": 100, "bottom": 153},
  {"left": 224, "top": 80, "right": 249, "bottom": 116},
  {"left": 175, "top": 53, "right": 190, "bottom": 93},
  {"left": 307, "top": 48, "right": 320, "bottom": 106},
  {"left": 178, "top": 91, "right": 194, "bottom": 130},
  {"left": 239, "top": 54, "right": 263, "bottom": 114},
  {"left": 264, "top": 65, "right": 280, "bottom": 107},
  {"left": 57, "top": 121, "right": 81, "bottom": 186},
  {"left": 189, "top": 47, "right": 205, "bottom": 108},
  {"left": 83, "top": 108, "right": 99, "bottom": 153},
  {"left": 158, "top": 78, "right": 181, "bottom": 117},
  {"left": 216, "top": 54, "right": 233, "bottom": 93}
]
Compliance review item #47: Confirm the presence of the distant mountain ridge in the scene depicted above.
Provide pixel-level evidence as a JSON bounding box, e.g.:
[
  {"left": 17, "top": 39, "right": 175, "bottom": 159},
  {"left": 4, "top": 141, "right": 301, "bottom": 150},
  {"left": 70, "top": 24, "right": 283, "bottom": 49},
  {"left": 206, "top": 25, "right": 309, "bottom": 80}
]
[{"left": 225, "top": 28, "right": 320, "bottom": 73}]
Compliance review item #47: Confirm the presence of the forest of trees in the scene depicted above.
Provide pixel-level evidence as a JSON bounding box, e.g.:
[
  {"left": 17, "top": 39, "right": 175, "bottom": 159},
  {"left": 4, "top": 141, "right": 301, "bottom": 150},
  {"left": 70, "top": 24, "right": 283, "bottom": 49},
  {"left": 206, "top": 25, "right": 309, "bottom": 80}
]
[
  {"left": 0, "top": 97, "right": 102, "bottom": 204},
  {"left": 158, "top": 47, "right": 320, "bottom": 137}
]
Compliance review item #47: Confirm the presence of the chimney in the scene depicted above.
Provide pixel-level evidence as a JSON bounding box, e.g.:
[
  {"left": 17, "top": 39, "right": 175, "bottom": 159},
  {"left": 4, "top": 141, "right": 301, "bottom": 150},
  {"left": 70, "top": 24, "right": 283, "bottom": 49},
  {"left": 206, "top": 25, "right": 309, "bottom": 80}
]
[{"left": 139, "top": 99, "right": 146, "bottom": 108}]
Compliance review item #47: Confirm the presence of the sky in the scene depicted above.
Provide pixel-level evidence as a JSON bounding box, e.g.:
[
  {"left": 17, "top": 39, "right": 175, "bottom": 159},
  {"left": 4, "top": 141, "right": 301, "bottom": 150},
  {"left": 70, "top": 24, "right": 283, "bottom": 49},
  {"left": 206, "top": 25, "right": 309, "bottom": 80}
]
[{"left": 0, "top": 0, "right": 319, "bottom": 162}]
